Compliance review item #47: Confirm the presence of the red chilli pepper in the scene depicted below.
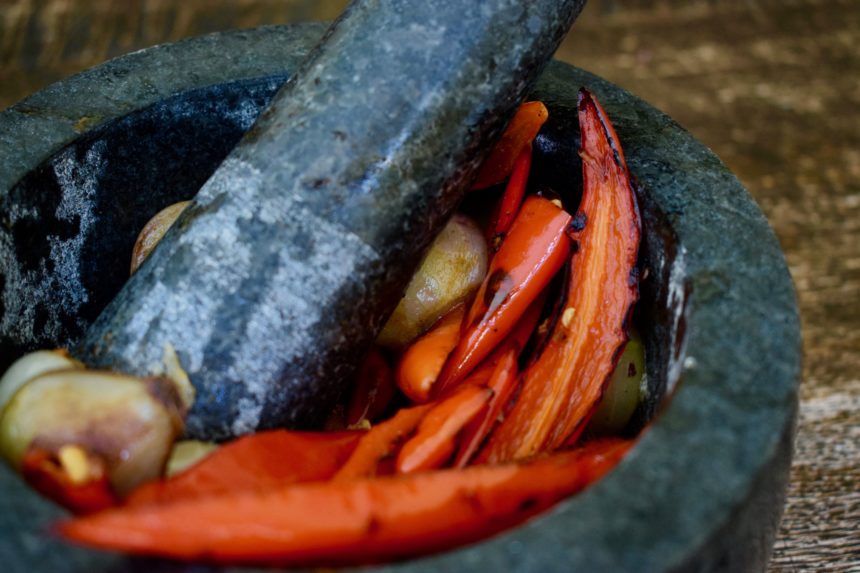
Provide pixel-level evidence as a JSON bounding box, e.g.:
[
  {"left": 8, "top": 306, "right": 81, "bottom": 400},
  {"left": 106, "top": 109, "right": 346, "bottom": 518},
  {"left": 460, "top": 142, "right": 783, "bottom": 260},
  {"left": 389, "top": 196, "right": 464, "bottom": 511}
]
[
  {"left": 482, "top": 89, "right": 641, "bottom": 462},
  {"left": 394, "top": 305, "right": 464, "bottom": 403},
  {"left": 59, "top": 439, "right": 632, "bottom": 566},
  {"left": 395, "top": 384, "right": 493, "bottom": 474},
  {"left": 434, "top": 196, "right": 571, "bottom": 397},
  {"left": 487, "top": 143, "right": 532, "bottom": 248},
  {"left": 52, "top": 95, "right": 644, "bottom": 569},
  {"left": 453, "top": 346, "right": 518, "bottom": 468},
  {"left": 126, "top": 431, "right": 362, "bottom": 506},
  {"left": 332, "top": 404, "right": 433, "bottom": 481},
  {"left": 472, "top": 101, "right": 548, "bottom": 191}
]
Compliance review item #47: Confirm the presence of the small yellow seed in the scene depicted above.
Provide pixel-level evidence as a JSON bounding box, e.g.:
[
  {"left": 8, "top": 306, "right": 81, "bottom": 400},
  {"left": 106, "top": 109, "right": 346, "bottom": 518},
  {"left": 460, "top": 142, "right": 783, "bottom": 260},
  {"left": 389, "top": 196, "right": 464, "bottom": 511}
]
[
  {"left": 348, "top": 419, "right": 372, "bottom": 431},
  {"left": 550, "top": 198, "right": 563, "bottom": 208},
  {"left": 0, "top": 369, "right": 184, "bottom": 493},
  {"left": 57, "top": 445, "right": 95, "bottom": 485},
  {"left": 561, "top": 307, "right": 576, "bottom": 329}
]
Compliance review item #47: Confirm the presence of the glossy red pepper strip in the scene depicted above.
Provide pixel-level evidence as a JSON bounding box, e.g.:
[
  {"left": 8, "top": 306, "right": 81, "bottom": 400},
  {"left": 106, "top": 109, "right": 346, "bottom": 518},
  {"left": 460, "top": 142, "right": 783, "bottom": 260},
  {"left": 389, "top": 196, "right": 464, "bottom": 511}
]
[
  {"left": 395, "top": 384, "right": 493, "bottom": 474},
  {"left": 421, "top": 291, "right": 538, "bottom": 398},
  {"left": 126, "top": 431, "right": 363, "bottom": 506},
  {"left": 452, "top": 346, "right": 518, "bottom": 468},
  {"left": 433, "top": 196, "right": 571, "bottom": 397},
  {"left": 482, "top": 89, "right": 641, "bottom": 463},
  {"left": 472, "top": 101, "right": 548, "bottom": 191},
  {"left": 450, "top": 290, "right": 546, "bottom": 467},
  {"left": 487, "top": 143, "right": 532, "bottom": 248},
  {"left": 394, "top": 305, "right": 464, "bottom": 404},
  {"left": 59, "top": 439, "right": 632, "bottom": 566},
  {"left": 332, "top": 404, "right": 433, "bottom": 481}
]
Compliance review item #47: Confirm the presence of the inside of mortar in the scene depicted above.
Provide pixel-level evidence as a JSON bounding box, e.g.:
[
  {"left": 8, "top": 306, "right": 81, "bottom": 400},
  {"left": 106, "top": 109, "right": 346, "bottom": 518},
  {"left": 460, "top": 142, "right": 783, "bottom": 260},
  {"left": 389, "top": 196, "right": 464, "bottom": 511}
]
[{"left": 2, "top": 74, "right": 685, "bottom": 436}]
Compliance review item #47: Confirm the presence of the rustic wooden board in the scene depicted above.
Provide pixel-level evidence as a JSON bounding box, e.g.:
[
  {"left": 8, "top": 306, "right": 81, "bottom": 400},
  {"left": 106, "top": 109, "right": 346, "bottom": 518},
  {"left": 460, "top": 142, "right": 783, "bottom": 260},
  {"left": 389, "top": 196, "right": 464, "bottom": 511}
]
[
  {"left": 559, "top": 3, "right": 860, "bottom": 570},
  {"left": 0, "top": 0, "right": 857, "bottom": 570}
]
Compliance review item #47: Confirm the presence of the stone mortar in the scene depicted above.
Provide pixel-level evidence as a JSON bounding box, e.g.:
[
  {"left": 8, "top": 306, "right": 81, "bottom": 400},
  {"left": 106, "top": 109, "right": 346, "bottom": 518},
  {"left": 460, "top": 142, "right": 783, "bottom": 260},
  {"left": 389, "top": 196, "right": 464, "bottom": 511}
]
[{"left": 0, "top": 24, "right": 800, "bottom": 573}]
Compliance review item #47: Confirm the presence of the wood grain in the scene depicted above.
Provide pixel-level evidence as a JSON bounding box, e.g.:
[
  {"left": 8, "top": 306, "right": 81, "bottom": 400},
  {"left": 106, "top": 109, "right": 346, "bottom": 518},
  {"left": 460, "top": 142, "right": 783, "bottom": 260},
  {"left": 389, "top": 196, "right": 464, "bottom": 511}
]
[
  {"left": 560, "top": 4, "right": 860, "bottom": 570},
  {"left": 0, "top": 0, "right": 857, "bottom": 570}
]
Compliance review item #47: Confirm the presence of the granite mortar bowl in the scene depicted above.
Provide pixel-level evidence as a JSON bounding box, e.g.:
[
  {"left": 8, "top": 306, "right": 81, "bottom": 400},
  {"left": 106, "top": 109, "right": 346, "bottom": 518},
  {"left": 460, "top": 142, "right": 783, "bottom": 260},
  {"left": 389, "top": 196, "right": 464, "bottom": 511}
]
[{"left": 0, "top": 23, "right": 800, "bottom": 573}]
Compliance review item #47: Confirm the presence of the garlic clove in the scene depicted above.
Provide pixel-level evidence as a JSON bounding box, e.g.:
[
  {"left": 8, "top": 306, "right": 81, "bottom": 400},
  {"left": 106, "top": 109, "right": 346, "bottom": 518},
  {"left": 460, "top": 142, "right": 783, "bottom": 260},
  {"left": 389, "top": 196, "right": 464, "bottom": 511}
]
[
  {"left": 0, "top": 369, "right": 186, "bottom": 496},
  {"left": 0, "top": 350, "right": 82, "bottom": 415}
]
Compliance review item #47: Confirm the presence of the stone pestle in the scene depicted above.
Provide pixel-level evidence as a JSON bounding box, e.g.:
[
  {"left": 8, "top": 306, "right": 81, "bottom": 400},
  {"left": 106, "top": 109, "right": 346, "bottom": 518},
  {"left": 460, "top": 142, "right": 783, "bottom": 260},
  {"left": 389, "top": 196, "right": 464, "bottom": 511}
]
[{"left": 74, "top": 0, "right": 587, "bottom": 441}]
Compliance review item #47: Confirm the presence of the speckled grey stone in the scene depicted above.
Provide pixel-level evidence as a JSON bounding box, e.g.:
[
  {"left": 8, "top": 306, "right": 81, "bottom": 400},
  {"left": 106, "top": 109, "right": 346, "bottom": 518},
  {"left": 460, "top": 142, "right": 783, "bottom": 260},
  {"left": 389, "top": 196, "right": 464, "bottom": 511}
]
[
  {"left": 66, "top": 0, "right": 585, "bottom": 440},
  {"left": 0, "top": 23, "right": 799, "bottom": 573},
  {"left": 0, "top": 24, "right": 324, "bottom": 369}
]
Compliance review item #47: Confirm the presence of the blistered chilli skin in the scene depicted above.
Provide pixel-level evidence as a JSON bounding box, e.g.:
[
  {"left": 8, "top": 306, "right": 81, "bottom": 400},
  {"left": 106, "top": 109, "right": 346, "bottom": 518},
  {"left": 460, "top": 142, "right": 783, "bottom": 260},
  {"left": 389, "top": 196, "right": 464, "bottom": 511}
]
[
  {"left": 434, "top": 197, "right": 571, "bottom": 396},
  {"left": 59, "top": 440, "right": 632, "bottom": 565},
  {"left": 482, "top": 90, "right": 641, "bottom": 462}
]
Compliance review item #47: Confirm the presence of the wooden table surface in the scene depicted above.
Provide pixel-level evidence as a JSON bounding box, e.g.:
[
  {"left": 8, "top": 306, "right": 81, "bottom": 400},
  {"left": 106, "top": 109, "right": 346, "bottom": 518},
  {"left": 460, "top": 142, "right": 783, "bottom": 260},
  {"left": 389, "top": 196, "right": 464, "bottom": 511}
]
[{"left": 1, "top": 1, "right": 858, "bottom": 570}]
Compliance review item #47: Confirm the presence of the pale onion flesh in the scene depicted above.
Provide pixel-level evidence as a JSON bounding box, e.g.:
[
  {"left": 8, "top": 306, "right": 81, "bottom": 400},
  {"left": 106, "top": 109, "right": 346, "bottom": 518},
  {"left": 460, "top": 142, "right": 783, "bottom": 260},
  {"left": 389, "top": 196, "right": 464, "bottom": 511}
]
[
  {"left": 0, "top": 369, "right": 186, "bottom": 495},
  {"left": 165, "top": 440, "right": 219, "bottom": 477},
  {"left": 0, "top": 350, "right": 82, "bottom": 415},
  {"left": 588, "top": 330, "right": 646, "bottom": 435}
]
